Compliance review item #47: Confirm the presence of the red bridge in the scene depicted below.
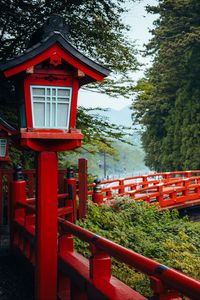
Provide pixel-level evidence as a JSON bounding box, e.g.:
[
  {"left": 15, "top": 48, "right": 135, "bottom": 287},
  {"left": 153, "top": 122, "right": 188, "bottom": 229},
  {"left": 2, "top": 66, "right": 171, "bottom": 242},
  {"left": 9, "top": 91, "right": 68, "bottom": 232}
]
[
  {"left": 89, "top": 169, "right": 200, "bottom": 211},
  {"left": 0, "top": 160, "right": 200, "bottom": 300}
]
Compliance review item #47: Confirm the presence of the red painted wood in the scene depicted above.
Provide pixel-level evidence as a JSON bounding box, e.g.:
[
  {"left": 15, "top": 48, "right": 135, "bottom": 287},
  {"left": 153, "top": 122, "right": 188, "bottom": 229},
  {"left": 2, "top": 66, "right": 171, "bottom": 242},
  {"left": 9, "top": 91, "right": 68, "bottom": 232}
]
[
  {"left": 78, "top": 158, "right": 88, "bottom": 219},
  {"left": 70, "top": 80, "right": 79, "bottom": 128},
  {"left": 21, "top": 134, "right": 83, "bottom": 152},
  {"left": 24, "top": 78, "right": 33, "bottom": 128},
  {"left": 59, "top": 219, "right": 200, "bottom": 300},
  {"left": 64, "top": 175, "right": 77, "bottom": 222},
  {"left": 35, "top": 152, "right": 58, "bottom": 300},
  {"left": 4, "top": 45, "right": 105, "bottom": 81},
  {"left": 10, "top": 178, "right": 26, "bottom": 247}
]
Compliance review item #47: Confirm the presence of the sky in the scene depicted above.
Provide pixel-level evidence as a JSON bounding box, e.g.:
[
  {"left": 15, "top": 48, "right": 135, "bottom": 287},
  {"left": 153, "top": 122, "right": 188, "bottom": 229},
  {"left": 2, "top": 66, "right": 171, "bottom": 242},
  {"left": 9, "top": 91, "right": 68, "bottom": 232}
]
[{"left": 78, "top": 0, "right": 158, "bottom": 111}]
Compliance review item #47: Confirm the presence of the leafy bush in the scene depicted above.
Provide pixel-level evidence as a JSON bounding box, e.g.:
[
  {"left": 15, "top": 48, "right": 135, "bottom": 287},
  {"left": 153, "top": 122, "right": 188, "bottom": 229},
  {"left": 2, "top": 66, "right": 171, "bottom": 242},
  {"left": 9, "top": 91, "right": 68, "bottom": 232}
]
[{"left": 75, "top": 197, "right": 200, "bottom": 297}]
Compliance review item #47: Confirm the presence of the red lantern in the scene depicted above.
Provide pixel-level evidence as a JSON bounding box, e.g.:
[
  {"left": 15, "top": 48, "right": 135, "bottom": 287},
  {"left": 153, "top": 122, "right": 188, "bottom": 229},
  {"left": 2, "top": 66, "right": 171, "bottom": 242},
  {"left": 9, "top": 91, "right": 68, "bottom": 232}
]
[
  {"left": 0, "top": 15, "right": 110, "bottom": 152},
  {"left": 0, "top": 117, "right": 16, "bottom": 164}
]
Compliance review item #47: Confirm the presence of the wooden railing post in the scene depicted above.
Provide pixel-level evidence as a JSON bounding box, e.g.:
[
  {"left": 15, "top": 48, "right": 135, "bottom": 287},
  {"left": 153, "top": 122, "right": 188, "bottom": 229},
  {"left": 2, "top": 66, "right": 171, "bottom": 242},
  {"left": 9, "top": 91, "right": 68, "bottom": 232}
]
[
  {"left": 78, "top": 158, "right": 88, "bottom": 219},
  {"left": 183, "top": 179, "right": 190, "bottom": 197},
  {"left": 10, "top": 166, "right": 26, "bottom": 246},
  {"left": 90, "top": 244, "right": 111, "bottom": 284},
  {"left": 157, "top": 183, "right": 164, "bottom": 206},
  {"left": 142, "top": 175, "right": 148, "bottom": 188},
  {"left": 164, "top": 172, "right": 171, "bottom": 182},
  {"left": 58, "top": 232, "right": 74, "bottom": 300},
  {"left": 185, "top": 171, "right": 191, "bottom": 178},
  {"left": 64, "top": 167, "right": 77, "bottom": 222},
  {"left": 119, "top": 178, "right": 125, "bottom": 194},
  {"left": 92, "top": 179, "right": 103, "bottom": 205},
  {"left": 150, "top": 276, "right": 181, "bottom": 300}
]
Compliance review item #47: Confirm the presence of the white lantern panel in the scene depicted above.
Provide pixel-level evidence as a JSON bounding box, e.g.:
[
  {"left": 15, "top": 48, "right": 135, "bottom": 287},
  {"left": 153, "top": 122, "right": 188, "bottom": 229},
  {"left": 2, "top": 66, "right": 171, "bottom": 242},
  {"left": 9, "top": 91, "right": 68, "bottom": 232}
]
[
  {"left": 57, "top": 104, "right": 69, "bottom": 127},
  {"left": 31, "top": 86, "right": 72, "bottom": 129},
  {"left": 0, "top": 139, "right": 7, "bottom": 157},
  {"left": 33, "top": 103, "right": 45, "bottom": 127}
]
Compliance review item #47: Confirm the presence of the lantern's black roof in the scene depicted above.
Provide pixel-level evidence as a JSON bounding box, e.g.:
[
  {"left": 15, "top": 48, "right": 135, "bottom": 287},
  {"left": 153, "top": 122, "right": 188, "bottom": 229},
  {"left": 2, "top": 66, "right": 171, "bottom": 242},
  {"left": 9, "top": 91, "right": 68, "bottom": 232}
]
[
  {"left": 0, "top": 15, "right": 110, "bottom": 79},
  {"left": 0, "top": 116, "right": 16, "bottom": 132}
]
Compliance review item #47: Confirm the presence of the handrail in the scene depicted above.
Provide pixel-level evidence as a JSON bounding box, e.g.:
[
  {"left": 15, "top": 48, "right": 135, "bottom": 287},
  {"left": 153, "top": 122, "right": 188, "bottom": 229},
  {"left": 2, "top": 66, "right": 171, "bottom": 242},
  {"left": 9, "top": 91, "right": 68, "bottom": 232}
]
[
  {"left": 89, "top": 173, "right": 200, "bottom": 208},
  {"left": 58, "top": 218, "right": 200, "bottom": 299}
]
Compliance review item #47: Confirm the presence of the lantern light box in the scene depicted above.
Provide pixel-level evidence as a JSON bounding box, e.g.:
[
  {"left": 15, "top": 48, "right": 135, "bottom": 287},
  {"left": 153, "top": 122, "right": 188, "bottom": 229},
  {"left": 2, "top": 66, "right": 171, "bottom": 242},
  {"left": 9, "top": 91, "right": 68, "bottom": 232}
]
[
  {"left": 0, "top": 117, "right": 16, "bottom": 163},
  {"left": 0, "top": 15, "right": 110, "bottom": 152}
]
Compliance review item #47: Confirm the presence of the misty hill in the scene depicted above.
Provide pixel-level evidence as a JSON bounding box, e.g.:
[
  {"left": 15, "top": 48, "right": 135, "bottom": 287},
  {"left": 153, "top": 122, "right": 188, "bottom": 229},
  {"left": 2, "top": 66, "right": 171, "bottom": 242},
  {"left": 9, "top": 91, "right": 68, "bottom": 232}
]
[
  {"left": 63, "top": 106, "right": 149, "bottom": 177},
  {"left": 95, "top": 106, "right": 133, "bottom": 127},
  {"left": 93, "top": 106, "right": 142, "bottom": 146}
]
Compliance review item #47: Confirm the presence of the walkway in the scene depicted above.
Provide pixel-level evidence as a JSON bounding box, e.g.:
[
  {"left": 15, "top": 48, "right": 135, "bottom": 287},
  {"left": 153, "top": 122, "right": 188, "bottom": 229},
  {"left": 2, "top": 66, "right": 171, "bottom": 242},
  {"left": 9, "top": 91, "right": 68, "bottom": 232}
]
[{"left": 0, "top": 226, "right": 34, "bottom": 300}]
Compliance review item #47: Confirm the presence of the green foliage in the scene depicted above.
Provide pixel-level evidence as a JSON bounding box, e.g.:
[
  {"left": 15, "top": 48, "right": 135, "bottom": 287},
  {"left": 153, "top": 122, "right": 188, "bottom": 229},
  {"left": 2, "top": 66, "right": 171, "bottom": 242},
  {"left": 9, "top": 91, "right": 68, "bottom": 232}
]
[
  {"left": 132, "top": 0, "right": 200, "bottom": 171},
  {"left": 75, "top": 198, "right": 200, "bottom": 297}
]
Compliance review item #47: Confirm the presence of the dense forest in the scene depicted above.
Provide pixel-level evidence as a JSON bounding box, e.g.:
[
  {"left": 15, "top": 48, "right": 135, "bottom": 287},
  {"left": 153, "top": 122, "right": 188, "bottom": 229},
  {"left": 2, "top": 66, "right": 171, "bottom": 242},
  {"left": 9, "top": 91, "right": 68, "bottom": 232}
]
[{"left": 132, "top": 0, "right": 200, "bottom": 171}]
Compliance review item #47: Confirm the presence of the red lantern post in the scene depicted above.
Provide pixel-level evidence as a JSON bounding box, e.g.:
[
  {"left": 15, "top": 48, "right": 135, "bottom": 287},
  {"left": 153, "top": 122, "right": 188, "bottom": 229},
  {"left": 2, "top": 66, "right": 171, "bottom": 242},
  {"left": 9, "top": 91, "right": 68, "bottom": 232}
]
[{"left": 0, "top": 15, "right": 110, "bottom": 300}]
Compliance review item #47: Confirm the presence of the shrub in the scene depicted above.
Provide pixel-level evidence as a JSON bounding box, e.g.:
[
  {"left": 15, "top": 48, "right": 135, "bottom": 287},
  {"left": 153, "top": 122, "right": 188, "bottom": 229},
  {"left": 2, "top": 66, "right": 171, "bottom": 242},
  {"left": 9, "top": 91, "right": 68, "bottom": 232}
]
[{"left": 75, "top": 197, "right": 200, "bottom": 297}]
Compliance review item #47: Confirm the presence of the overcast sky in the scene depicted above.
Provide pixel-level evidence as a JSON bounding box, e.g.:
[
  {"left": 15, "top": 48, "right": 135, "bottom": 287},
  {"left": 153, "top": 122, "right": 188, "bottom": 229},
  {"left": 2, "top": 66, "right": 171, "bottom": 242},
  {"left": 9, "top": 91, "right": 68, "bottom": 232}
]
[{"left": 78, "top": 0, "right": 157, "bottom": 110}]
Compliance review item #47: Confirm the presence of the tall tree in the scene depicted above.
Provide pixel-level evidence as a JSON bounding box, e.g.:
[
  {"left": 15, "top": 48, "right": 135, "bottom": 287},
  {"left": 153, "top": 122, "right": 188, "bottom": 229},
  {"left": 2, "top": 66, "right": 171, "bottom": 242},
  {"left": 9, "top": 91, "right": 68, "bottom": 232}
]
[
  {"left": 0, "top": 0, "right": 138, "bottom": 163},
  {"left": 132, "top": 0, "right": 200, "bottom": 171}
]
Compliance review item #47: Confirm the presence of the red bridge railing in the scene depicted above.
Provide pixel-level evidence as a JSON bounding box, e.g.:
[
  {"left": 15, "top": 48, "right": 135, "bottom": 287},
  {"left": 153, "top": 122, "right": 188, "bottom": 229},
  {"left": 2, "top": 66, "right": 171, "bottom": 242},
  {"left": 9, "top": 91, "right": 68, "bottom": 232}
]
[
  {"left": 58, "top": 219, "right": 200, "bottom": 300},
  {"left": 9, "top": 175, "right": 200, "bottom": 299},
  {"left": 90, "top": 170, "right": 200, "bottom": 209},
  {"left": 2, "top": 164, "right": 200, "bottom": 299},
  {"left": 1, "top": 165, "right": 200, "bottom": 226}
]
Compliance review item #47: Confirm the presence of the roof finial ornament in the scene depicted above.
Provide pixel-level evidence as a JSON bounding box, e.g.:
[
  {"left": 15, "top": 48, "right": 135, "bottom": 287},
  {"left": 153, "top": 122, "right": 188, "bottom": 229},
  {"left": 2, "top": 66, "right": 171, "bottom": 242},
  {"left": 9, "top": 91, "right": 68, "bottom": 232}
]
[
  {"left": 27, "top": 15, "right": 70, "bottom": 49},
  {"left": 43, "top": 15, "right": 70, "bottom": 40}
]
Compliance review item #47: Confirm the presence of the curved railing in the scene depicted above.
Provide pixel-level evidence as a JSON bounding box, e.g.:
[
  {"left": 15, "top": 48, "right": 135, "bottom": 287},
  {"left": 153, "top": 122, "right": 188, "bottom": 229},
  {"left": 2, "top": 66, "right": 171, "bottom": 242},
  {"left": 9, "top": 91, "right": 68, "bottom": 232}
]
[{"left": 89, "top": 170, "right": 200, "bottom": 209}]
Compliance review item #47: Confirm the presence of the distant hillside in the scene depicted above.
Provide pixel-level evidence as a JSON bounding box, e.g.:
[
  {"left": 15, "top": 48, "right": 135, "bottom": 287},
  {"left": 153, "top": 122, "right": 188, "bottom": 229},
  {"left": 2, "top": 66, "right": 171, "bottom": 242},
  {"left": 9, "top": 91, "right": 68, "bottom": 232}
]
[
  {"left": 62, "top": 104, "right": 150, "bottom": 177},
  {"left": 92, "top": 106, "right": 142, "bottom": 146},
  {"left": 95, "top": 106, "right": 132, "bottom": 127},
  {"left": 83, "top": 106, "right": 150, "bottom": 177}
]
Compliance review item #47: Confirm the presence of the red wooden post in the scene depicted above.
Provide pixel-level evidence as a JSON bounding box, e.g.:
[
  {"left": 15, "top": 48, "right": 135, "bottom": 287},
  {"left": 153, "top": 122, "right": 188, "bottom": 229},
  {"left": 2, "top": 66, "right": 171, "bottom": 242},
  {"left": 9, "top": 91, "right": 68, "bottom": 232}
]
[
  {"left": 157, "top": 183, "right": 164, "bottom": 206},
  {"left": 183, "top": 178, "right": 190, "bottom": 198},
  {"left": 130, "top": 183, "right": 136, "bottom": 191},
  {"left": 58, "top": 231, "right": 74, "bottom": 300},
  {"left": 142, "top": 175, "right": 148, "bottom": 188},
  {"left": 78, "top": 158, "right": 88, "bottom": 219},
  {"left": 27, "top": 171, "right": 35, "bottom": 198},
  {"left": 90, "top": 244, "right": 111, "bottom": 283},
  {"left": 119, "top": 178, "right": 125, "bottom": 194},
  {"left": 35, "top": 151, "right": 58, "bottom": 300},
  {"left": 164, "top": 172, "right": 171, "bottom": 182},
  {"left": 10, "top": 166, "right": 26, "bottom": 245},
  {"left": 150, "top": 276, "right": 181, "bottom": 300},
  {"left": 92, "top": 179, "right": 103, "bottom": 205},
  {"left": 185, "top": 171, "right": 191, "bottom": 178},
  {"left": 64, "top": 167, "right": 77, "bottom": 222},
  {"left": 58, "top": 170, "right": 65, "bottom": 194}
]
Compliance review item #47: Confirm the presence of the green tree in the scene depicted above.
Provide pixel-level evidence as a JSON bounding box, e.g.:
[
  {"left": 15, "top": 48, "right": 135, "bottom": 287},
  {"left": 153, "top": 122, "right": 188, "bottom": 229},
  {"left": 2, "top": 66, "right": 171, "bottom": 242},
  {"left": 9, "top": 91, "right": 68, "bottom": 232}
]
[{"left": 132, "top": 0, "right": 200, "bottom": 171}]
